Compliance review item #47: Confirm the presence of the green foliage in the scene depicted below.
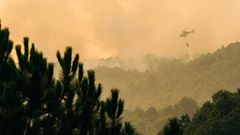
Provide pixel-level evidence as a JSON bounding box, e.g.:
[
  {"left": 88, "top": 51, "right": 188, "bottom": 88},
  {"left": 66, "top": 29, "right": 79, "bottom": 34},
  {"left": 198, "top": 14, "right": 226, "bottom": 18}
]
[
  {"left": 158, "top": 90, "right": 240, "bottom": 135},
  {"left": 121, "top": 122, "right": 139, "bottom": 135},
  {"left": 0, "top": 25, "right": 24, "bottom": 135},
  {"left": 124, "top": 97, "right": 198, "bottom": 135},
  {"left": 105, "top": 89, "right": 124, "bottom": 135},
  {"left": 160, "top": 117, "right": 183, "bottom": 135},
  {"left": 77, "top": 70, "right": 102, "bottom": 135},
  {"left": 0, "top": 22, "right": 137, "bottom": 135},
  {"left": 56, "top": 47, "right": 79, "bottom": 135},
  {"left": 96, "top": 102, "right": 108, "bottom": 135},
  {"left": 95, "top": 43, "right": 240, "bottom": 109},
  {"left": 184, "top": 90, "right": 240, "bottom": 135}
]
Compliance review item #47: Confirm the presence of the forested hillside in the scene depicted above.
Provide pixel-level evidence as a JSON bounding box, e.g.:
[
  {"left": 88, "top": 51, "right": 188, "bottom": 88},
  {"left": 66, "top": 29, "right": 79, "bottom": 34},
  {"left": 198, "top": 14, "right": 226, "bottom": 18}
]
[
  {"left": 124, "top": 97, "right": 198, "bottom": 135},
  {"left": 1, "top": 21, "right": 240, "bottom": 135},
  {"left": 158, "top": 90, "right": 240, "bottom": 135},
  {"left": 95, "top": 43, "right": 240, "bottom": 109}
]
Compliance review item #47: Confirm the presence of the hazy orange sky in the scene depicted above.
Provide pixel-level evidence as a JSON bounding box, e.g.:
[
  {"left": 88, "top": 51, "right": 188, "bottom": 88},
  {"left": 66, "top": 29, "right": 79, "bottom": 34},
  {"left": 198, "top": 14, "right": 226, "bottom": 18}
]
[{"left": 1, "top": 0, "right": 240, "bottom": 61}]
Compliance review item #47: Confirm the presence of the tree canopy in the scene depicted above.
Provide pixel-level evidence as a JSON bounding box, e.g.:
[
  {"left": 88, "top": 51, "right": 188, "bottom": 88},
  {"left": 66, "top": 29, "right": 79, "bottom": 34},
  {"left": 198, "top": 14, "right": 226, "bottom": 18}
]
[
  {"left": 0, "top": 22, "right": 138, "bottom": 135},
  {"left": 159, "top": 90, "right": 240, "bottom": 135}
]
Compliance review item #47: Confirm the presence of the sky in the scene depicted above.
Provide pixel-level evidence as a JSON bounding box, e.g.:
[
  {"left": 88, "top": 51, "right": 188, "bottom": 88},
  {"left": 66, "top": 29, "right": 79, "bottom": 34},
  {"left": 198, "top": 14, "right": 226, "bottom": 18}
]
[{"left": 1, "top": 0, "right": 240, "bottom": 61}]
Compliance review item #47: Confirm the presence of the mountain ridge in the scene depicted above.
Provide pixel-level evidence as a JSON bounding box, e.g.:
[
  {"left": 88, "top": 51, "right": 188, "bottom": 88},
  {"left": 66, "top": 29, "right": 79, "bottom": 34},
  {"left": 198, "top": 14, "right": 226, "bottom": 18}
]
[{"left": 95, "top": 42, "right": 240, "bottom": 109}]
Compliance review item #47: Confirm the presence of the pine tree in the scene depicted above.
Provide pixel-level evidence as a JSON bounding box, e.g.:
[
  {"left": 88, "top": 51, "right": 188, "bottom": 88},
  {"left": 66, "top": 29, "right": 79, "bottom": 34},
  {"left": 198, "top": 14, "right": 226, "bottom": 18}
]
[
  {"left": 0, "top": 21, "right": 139, "bottom": 135},
  {"left": 161, "top": 117, "right": 183, "bottom": 135},
  {"left": 121, "top": 122, "right": 139, "bottom": 135},
  {"left": 76, "top": 64, "right": 102, "bottom": 135},
  {"left": 96, "top": 101, "right": 108, "bottom": 135},
  {"left": 15, "top": 37, "right": 55, "bottom": 135},
  {"left": 105, "top": 89, "right": 124, "bottom": 135},
  {"left": 56, "top": 47, "right": 79, "bottom": 135},
  {"left": 0, "top": 23, "right": 25, "bottom": 135}
]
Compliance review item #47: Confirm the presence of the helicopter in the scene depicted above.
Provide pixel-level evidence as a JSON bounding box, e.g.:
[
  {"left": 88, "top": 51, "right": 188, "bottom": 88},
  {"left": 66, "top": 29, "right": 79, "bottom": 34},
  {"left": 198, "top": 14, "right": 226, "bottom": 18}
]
[{"left": 179, "top": 28, "right": 194, "bottom": 37}]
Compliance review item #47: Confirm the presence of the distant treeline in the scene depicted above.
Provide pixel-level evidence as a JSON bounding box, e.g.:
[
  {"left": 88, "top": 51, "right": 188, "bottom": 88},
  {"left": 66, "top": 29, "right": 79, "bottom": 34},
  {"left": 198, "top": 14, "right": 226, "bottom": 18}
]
[
  {"left": 124, "top": 97, "right": 198, "bottom": 135},
  {"left": 158, "top": 90, "right": 240, "bottom": 135},
  {"left": 1, "top": 23, "right": 240, "bottom": 135},
  {"left": 95, "top": 43, "right": 240, "bottom": 109}
]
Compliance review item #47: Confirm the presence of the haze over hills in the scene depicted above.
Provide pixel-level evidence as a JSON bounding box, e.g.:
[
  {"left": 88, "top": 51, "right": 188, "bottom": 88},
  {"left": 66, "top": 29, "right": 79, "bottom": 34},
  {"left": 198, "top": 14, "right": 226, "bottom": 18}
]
[
  {"left": 93, "top": 42, "right": 240, "bottom": 109},
  {"left": 123, "top": 97, "right": 198, "bottom": 135},
  {"left": 2, "top": 0, "right": 240, "bottom": 61},
  {"left": 2, "top": 0, "right": 240, "bottom": 135}
]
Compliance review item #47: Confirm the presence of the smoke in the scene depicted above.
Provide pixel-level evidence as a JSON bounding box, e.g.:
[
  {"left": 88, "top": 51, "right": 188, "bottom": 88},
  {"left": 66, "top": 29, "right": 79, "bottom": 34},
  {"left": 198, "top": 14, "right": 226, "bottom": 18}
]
[
  {"left": 186, "top": 43, "right": 193, "bottom": 61},
  {"left": 1, "top": 0, "right": 240, "bottom": 61}
]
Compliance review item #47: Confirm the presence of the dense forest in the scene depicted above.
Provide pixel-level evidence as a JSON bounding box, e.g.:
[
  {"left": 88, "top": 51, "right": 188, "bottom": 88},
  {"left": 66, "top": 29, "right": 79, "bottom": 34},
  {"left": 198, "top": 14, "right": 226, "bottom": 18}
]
[
  {"left": 158, "top": 90, "right": 240, "bottom": 135},
  {"left": 1, "top": 23, "right": 240, "bottom": 135},
  {"left": 0, "top": 23, "right": 138, "bottom": 135},
  {"left": 94, "top": 41, "right": 240, "bottom": 135},
  {"left": 95, "top": 43, "right": 240, "bottom": 109},
  {"left": 124, "top": 97, "right": 198, "bottom": 135}
]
